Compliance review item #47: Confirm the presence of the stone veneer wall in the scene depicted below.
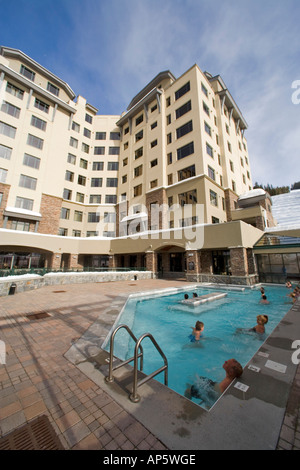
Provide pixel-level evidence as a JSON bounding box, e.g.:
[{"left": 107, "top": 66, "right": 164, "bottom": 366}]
[
  {"left": 38, "top": 193, "right": 62, "bottom": 235},
  {"left": 0, "top": 271, "right": 153, "bottom": 296},
  {"left": 0, "top": 183, "right": 10, "bottom": 227}
]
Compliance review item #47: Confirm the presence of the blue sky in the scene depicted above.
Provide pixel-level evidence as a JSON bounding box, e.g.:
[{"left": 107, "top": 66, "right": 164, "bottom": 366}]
[{"left": 0, "top": 0, "right": 299, "bottom": 188}]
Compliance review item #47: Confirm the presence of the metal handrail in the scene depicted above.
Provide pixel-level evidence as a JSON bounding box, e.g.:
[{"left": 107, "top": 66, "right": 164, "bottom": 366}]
[
  {"left": 105, "top": 324, "right": 144, "bottom": 383},
  {"left": 129, "top": 333, "right": 168, "bottom": 403}
]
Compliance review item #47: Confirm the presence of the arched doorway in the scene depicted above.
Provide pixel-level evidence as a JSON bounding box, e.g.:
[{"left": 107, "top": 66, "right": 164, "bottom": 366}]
[{"left": 155, "top": 245, "right": 186, "bottom": 279}]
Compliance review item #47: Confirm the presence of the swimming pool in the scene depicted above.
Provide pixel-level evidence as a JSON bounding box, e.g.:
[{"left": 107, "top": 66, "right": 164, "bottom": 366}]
[{"left": 104, "top": 284, "right": 293, "bottom": 409}]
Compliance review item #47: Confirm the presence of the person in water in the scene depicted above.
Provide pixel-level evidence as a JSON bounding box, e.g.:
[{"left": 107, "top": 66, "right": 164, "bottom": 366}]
[
  {"left": 189, "top": 321, "right": 204, "bottom": 342},
  {"left": 251, "top": 314, "right": 268, "bottom": 334},
  {"left": 185, "top": 359, "right": 243, "bottom": 404},
  {"left": 260, "top": 295, "right": 270, "bottom": 305}
]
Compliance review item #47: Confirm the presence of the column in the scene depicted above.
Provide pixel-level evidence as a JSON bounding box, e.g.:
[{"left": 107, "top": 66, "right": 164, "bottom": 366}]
[{"left": 230, "top": 247, "right": 248, "bottom": 277}]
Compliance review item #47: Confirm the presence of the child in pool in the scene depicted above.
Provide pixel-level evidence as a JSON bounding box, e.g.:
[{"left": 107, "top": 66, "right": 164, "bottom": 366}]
[
  {"left": 251, "top": 314, "right": 268, "bottom": 334},
  {"left": 189, "top": 321, "right": 204, "bottom": 342}
]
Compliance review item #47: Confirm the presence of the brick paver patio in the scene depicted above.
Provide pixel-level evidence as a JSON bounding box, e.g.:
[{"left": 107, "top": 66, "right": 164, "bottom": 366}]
[{"left": 0, "top": 279, "right": 299, "bottom": 450}]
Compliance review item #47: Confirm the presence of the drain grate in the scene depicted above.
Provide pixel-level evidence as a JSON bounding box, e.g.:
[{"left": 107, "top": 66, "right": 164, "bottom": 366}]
[
  {"left": 26, "top": 311, "right": 51, "bottom": 321},
  {"left": 0, "top": 415, "right": 64, "bottom": 450}
]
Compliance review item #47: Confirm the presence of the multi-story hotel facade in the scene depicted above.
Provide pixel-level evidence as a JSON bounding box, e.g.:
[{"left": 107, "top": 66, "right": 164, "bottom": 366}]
[{"left": 0, "top": 46, "right": 275, "bottom": 283}]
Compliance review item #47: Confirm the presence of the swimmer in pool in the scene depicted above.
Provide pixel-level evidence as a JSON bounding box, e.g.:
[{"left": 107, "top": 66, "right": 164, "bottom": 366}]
[
  {"left": 184, "top": 359, "right": 243, "bottom": 405},
  {"left": 189, "top": 321, "right": 204, "bottom": 342},
  {"left": 259, "top": 295, "right": 270, "bottom": 305},
  {"left": 250, "top": 314, "right": 268, "bottom": 334}
]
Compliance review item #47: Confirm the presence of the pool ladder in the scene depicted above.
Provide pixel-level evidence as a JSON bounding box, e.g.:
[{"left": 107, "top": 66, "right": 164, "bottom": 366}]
[{"left": 105, "top": 324, "right": 168, "bottom": 403}]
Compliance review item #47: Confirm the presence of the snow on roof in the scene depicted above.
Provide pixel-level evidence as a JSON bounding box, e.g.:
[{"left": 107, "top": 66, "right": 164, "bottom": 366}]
[
  {"left": 238, "top": 188, "right": 266, "bottom": 200},
  {"left": 267, "top": 189, "right": 300, "bottom": 231}
]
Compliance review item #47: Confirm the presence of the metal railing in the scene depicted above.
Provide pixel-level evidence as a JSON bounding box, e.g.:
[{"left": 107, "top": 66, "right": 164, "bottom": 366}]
[{"left": 105, "top": 325, "right": 168, "bottom": 403}]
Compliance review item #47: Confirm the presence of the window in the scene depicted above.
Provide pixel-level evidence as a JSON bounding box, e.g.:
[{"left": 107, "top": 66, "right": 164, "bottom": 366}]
[
  {"left": 0, "top": 144, "right": 12, "bottom": 160},
  {"left": 27, "top": 134, "right": 43, "bottom": 149},
  {"left": 91, "top": 177, "right": 103, "bottom": 187},
  {"left": 94, "top": 146, "right": 105, "bottom": 155},
  {"left": 72, "top": 230, "right": 81, "bottom": 237},
  {"left": 150, "top": 159, "right": 158, "bottom": 167},
  {"left": 232, "top": 181, "right": 236, "bottom": 192},
  {"left": 123, "top": 157, "right": 128, "bottom": 166},
  {"left": 80, "top": 158, "right": 88, "bottom": 169},
  {"left": 85, "top": 113, "right": 93, "bottom": 124},
  {"left": 135, "top": 130, "right": 143, "bottom": 142},
  {"left": 201, "top": 83, "right": 208, "bottom": 97},
  {"left": 124, "top": 127, "right": 129, "bottom": 135},
  {"left": 175, "top": 100, "right": 192, "bottom": 119},
  {"left": 47, "top": 82, "right": 59, "bottom": 96},
  {"left": 135, "top": 147, "right": 143, "bottom": 159},
  {"left": 76, "top": 192, "right": 85, "bottom": 203},
  {"left": 208, "top": 166, "right": 215, "bottom": 180},
  {"left": 178, "top": 164, "right": 195, "bottom": 182},
  {"left": 105, "top": 195, "right": 117, "bottom": 204},
  {"left": 167, "top": 174, "right": 173, "bottom": 185},
  {"left": 34, "top": 98, "right": 49, "bottom": 113},
  {"left": 176, "top": 120, "right": 193, "bottom": 139},
  {"left": 122, "top": 175, "right": 127, "bottom": 184},
  {"left": 74, "top": 210, "right": 83, "bottom": 222},
  {"left": 204, "top": 122, "right": 211, "bottom": 136},
  {"left": 19, "top": 174, "right": 37, "bottom": 190},
  {"left": 67, "top": 153, "right": 76, "bottom": 165},
  {"left": 177, "top": 142, "right": 194, "bottom": 160},
  {"left": 1, "top": 101, "right": 20, "bottom": 118},
  {"left": 230, "top": 160, "right": 234, "bottom": 172},
  {"left": 0, "top": 121, "right": 16, "bottom": 138},
  {"left": 92, "top": 161, "right": 103, "bottom": 171},
  {"left": 227, "top": 141, "right": 232, "bottom": 153},
  {"left": 150, "top": 179, "right": 158, "bottom": 188},
  {"left": 206, "top": 143, "right": 213, "bottom": 158},
  {"left": 65, "top": 170, "right": 74, "bottom": 182},
  {"left": 95, "top": 131, "right": 106, "bottom": 140},
  {"left": 11, "top": 220, "right": 30, "bottom": 231},
  {"left": 72, "top": 121, "right": 80, "bottom": 132},
  {"left": 203, "top": 101, "right": 210, "bottom": 116},
  {"left": 210, "top": 190, "right": 218, "bottom": 206},
  {"left": 175, "top": 81, "right": 190, "bottom": 100},
  {"left": 61, "top": 207, "right": 70, "bottom": 219},
  {"left": 23, "top": 153, "right": 40, "bottom": 169},
  {"left": 31, "top": 115, "right": 47, "bottom": 131},
  {"left": 89, "top": 194, "right": 101, "bottom": 204},
  {"left": 104, "top": 212, "right": 116, "bottom": 223},
  {"left": 178, "top": 189, "right": 197, "bottom": 206},
  {"left": 20, "top": 64, "right": 35, "bottom": 81},
  {"left": 151, "top": 139, "right": 158, "bottom": 148},
  {"left": 0, "top": 168, "right": 7, "bottom": 183},
  {"left": 106, "top": 178, "right": 118, "bottom": 187},
  {"left": 134, "top": 165, "right": 143, "bottom": 177},
  {"left": 58, "top": 228, "right": 68, "bottom": 236},
  {"left": 70, "top": 137, "right": 78, "bottom": 148},
  {"left": 83, "top": 128, "right": 91, "bottom": 138},
  {"left": 6, "top": 82, "right": 24, "bottom": 99},
  {"left": 107, "top": 162, "right": 119, "bottom": 171},
  {"left": 15, "top": 197, "right": 33, "bottom": 211},
  {"left": 167, "top": 152, "right": 172, "bottom": 165},
  {"left": 63, "top": 188, "right": 72, "bottom": 200},
  {"left": 151, "top": 121, "right": 157, "bottom": 129},
  {"left": 110, "top": 132, "right": 120, "bottom": 140},
  {"left": 136, "top": 114, "right": 143, "bottom": 126},
  {"left": 88, "top": 212, "right": 100, "bottom": 223},
  {"left": 134, "top": 184, "right": 142, "bottom": 197},
  {"left": 109, "top": 147, "right": 120, "bottom": 155},
  {"left": 77, "top": 175, "right": 86, "bottom": 186},
  {"left": 82, "top": 143, "right": 89, "bottom": 153}
]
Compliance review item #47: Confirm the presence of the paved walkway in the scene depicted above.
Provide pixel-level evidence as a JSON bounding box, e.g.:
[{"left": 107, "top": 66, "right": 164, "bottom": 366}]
[{"left": 0, "top": 279, "right": 299, "bottom": 450}]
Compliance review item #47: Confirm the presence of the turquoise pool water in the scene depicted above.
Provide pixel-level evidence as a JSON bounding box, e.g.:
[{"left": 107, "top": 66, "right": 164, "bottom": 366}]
[{"left": 105, "top": 285, "right": 293, "bottom": 409}]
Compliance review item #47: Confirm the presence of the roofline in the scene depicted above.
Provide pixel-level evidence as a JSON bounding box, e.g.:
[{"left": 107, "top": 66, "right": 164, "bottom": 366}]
[
  {"left": 127, "top": 70, "right": 176, "bottom": 111},
  {"left": 0, "top": 46, "right": 76, "bottom": 100}
]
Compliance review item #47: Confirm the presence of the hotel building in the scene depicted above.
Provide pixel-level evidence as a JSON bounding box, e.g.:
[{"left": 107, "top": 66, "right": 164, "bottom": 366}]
[{"left": 0, "top": 46, "right": 277, "bottom": 284}]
